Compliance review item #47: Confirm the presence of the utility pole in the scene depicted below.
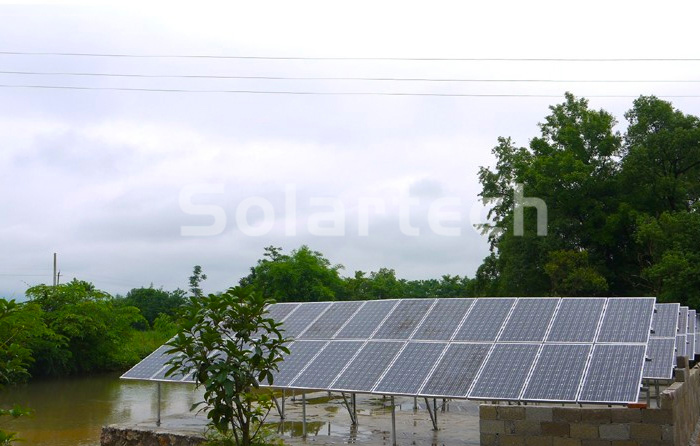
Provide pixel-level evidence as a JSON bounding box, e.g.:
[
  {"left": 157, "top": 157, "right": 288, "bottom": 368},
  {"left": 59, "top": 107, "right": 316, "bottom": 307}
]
[{"left": 53, "top": 253, "right": 57, "bottom": 287}]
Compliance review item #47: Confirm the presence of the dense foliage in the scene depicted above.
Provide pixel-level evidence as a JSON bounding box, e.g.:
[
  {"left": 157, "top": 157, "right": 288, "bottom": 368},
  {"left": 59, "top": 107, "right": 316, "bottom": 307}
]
[
  {"left": 477, "top": 94, "right": 700, "bottom": 305},
  {"left": 166, "top": 288, "right": 289, "bottom": 446}
]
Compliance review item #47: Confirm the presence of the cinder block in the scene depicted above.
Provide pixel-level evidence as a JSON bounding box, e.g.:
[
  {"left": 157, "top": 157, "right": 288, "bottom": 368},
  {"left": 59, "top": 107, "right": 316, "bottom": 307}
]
[
  {"left": 660, "top": 424, "right": 673, "bottom": 441},
  {"left": 511, "top": 420, "right": 542, "bottom": 436},
  {"left": 481, "top": 405, "right": 499, "bottom": 420},
  {"left": 674, "top": 367, "right": 688, "bottom": 382},
  {"left": 541, "top": 422, "right": 570, "bottom": 437},
  {"left": 552, "top": 438, "right": 581, "bottom": 446},
  {"left": 581, "top": 440, "right": 611, "bottom": 446},
  {"left": 553, "top": 408, "right": 582, "bottom": 423},
  {"left": 610, "top": 409, "right": 642, "bottom": 423},
  {"left": 676, "top": 356, "right": 688, "bottom": 369},
  {"left": 500, "top": 436, "right": 525, "bottom": 446},
  {"left": 481, "top": 419, "right": 506, "bottom": 435},
  {"left": 525, "top": 407, "right": 553, "bottom": 422},
  {"left": 629, "top": 423, "right": 661, "bottom": 441},
  {"left": 499, "top": 406, "right": 526, "bottom": 420},
  {"left": 599, "top": 424, "right": 630, "bottom": 441},
  {"left": 581, "top": 409, "right": 612, "bottom": 424},
  {"left": 481, "top": 433, "right": 499, "bottom": 446},
  {"left": 609, "top": 441, "right": 638, "bottom": 446},
  {"left": 526, "top": 436, "right": 553, "bottom": 446},
  {"left": 640, "top": 409, "right": 672, "bottom": 425},
  {"left": 571, "top": 424, "right": 600, "bottom": 439}
]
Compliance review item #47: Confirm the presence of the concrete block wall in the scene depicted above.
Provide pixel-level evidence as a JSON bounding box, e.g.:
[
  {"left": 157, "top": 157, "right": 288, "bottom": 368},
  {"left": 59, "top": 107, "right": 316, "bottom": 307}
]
[{"left": 479, "top": 363, "right": 700, "bottom": 446}]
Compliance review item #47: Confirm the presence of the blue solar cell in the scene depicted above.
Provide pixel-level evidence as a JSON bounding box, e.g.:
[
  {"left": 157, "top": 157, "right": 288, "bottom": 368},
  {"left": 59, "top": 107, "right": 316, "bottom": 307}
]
[
  {"left": 273, "top": 341, "right": 327, "bottom": 386},
  {"left": 335, "top": 300, "right": 398, "bottom": 339},
  {"left": 469, "top": 344, "right": 539, "bottom": 401},
  {"left": 412, "top": 299, "right": 474, "bottom": 341},
  {"left": 121, "top": 344, "right": 174, "bottom": 380},
  {"left": 374, "top": 342, "right": 446, "bottom": 395},
  {"left": 453, "top": 298, "right": 516, "bottom": 342},
  {"left": 499, "top": 298, "right": 558, "bottom": 342},
  {"left": 331, "top": 341, "right": 403, "bottom": 392},
  {"left": 578, "top": 344, "right": 646, "bottom": 404},
  {"left": 419, "top": 343, "right": 491, "bottom": 398},
  {"left": 651, "top": 303, "right": 681, "bottom": 338},
  {"left": 643, "top": 338, "right": 675, "bottom": 380},
  {"left": 372, "top": 299, "right": 435, "bottom": 340},
  {"left": 678, "top": 307, "right": 688, "bottom": 335},
  {"left": 596, "top": 298, "right": 655, "bottom": 343},
  {"left": 281, "top": 302, "right": 333, "bottom": 338},
  {"left": 546, "top": 298, "right": 605, "bottom": 343},
  {"left": 298, "top": 301, "right": 364, "bottom": 339},
  {"left": 522, "top": 344, "right": 591, "bottom": 402},
  {"left": 289, "top": 341, "right": 364, "bottom": 389}
]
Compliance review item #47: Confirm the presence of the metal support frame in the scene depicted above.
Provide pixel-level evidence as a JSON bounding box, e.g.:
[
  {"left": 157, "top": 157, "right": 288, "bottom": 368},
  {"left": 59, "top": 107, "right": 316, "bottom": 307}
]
[
  {"left": 272, "top": 395, "right": 285, "bottom": 420},
  {"left": 302, "top": 392, "right": 307, "bottom": 438},
  {"left": 341, "top": 392, "right": 358, "bottom": 425},
  {"left": 390, "top": 396, "right": 397, "bottom": 446},
  {"left": 424, "top": 397, "right": 438, "bottom": 431},
  {"left": 156, "top": 382, "right": 162, "bottom": 427}
]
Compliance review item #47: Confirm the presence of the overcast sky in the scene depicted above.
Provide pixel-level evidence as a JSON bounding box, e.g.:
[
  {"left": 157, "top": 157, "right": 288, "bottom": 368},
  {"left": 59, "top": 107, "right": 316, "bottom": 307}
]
[{"left": 1, "top": 1, "right": 700, "bottom": 298}]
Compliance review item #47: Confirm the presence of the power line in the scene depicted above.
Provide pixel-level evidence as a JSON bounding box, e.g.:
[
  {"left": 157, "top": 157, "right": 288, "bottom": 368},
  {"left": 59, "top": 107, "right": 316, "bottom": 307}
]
[
  {"left": 1, "top": 69, "right": 700, "bottom": 84},
  {"left": 1, "top": 51, "right": 700, "bottom": 62},
  {"left": 1, "top": 84, "right": 699, "bottom": 98},
  {"left": 8, "top": 83, "right": 700, "bottom": 98}
]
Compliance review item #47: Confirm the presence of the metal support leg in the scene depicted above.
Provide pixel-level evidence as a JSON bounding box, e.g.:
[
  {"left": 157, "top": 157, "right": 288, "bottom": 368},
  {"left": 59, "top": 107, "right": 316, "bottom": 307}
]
[
  {"left": 391, "top": 396, "right": 397, "bottom": 446},
  {"left": 302, "top": 393, "right": 307, "bottom": 438},
  {"left": 341, "top": 393, "right": 358, "bottom": 425},
  {"left": 654, "top": 380, "right": 661, "bottom": 408},
  {"left": 352, "top": 393, "right": 356, "bottom": 420},
  {"left": 156, "top": 382, "right": 161, "bottom": 427},
  {"left": 413, "top": 396, "right": 417, "bottom": 411},
  {"left": 281, "top": 390, "right": 286, "bottom": 419},
  {"left": 272, "top": 396, "right": 284, "bottom": 420},
  {"left": 424, "top": 397, "right": 438, "bottom": 431}
]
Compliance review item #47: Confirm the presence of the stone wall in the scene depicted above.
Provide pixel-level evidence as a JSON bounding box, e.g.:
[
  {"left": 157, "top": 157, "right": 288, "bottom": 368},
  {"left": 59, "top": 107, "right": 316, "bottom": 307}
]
[
  {"left": 100, "top": 425, "right": 205, "bottom": 446},
  {"left": 479, "top": 361, "right": 700, "bottom": 446}
]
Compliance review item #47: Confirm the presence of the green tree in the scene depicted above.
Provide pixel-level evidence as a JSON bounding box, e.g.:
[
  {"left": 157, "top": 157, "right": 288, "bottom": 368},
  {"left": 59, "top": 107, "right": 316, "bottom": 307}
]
[
  {"left": 121, "top": 286, "right": 186, "bottom": 327},
  {"left": 26, "top": 279, "right": 144, "bottom": 375},
  {"left": 544, "top": 250, "right": 608, "bottom": 296},
  {"left": 166, "top": 288, "right": 289, "bottom": 446},
  {"left": 241, "top": 246, "right": 344, "bottom": 302},
  {"left": 189, "top": 265, "right": 208, "bottom": 298}
]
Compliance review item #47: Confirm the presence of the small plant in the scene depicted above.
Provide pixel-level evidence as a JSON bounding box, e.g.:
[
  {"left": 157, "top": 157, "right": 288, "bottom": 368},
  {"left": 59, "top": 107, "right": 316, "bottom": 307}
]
[{"left": 166, "top": 287, "right": 289, "bottom": 446}]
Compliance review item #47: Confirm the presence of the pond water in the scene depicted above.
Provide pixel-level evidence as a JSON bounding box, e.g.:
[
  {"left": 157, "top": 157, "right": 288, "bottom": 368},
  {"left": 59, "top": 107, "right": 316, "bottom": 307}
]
[{"left": 0, "top": 373, "right": 201, "bottom": 446}]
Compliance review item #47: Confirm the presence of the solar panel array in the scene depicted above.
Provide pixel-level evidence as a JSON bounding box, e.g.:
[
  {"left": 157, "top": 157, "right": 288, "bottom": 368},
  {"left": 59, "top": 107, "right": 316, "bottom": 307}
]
[
  {"left": 643, "top": 303, "right": 679, "bottom": 380},
  {"left": 122, "top": 297, "right": 657, "bottom": 405}
]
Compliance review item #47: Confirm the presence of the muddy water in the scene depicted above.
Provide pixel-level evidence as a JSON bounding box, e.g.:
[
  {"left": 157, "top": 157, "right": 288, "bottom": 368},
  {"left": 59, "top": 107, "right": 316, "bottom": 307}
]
[{"left": 0, "top": 373, "right": 202, "bottom": 446}]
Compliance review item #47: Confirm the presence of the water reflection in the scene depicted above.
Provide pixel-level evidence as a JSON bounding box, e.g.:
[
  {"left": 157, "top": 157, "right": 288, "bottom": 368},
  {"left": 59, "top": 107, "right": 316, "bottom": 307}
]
[{"left": 0, "top": 373, "right": 202, "bottom": 446}]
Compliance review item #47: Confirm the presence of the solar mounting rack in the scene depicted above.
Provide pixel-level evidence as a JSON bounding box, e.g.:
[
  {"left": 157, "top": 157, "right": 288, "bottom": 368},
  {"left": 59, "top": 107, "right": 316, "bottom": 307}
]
[
  {"left": 643, "top": 303, "right": 680, "bottom": 380},
  {"left": 122, "top": 297, "right": 656, "bottom": 406}
]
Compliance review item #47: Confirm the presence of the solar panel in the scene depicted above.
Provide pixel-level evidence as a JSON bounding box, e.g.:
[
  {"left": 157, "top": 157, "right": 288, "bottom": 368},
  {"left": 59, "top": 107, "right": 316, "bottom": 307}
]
[
  {"left": 651, "top": 303, "right": 681, "bottom": 338},
  {"left": 121, "top": 344, "right": 173, "bottom": 380},
  {"left": 289, "top": 341, "right": 364, "bottom": 389},
  {"left": 298, "top": 301, "right": 364, "bottom": 339},
  {"left": 419, "top": 343, "right": 491, "bottom": 398},
  {"left": 452, "top": 298, "right": 516, "bottom": 342},
  {"left": 273, "top": 340, "right": 327, "bottom": 386},
  {"left": 521, "top": 344, "right": 591, "bottom": 402},
  {"left": 688, "top": 310, "right": 696, "bottom": 357},
  {"left": 331, "top": 341, "right": 403, "bottom": 392},
  {"left": 372, "top": 299, "right": 435, "bottom": 340},
  {"left": 678, "top": 307, "right": 688, "bottom": 335},
  {"left": 643, "top": 338, "right": 676, "bottom": 380},
  {"left": 498, "top": 298, "right": 558, "bottom": 342},
  {"left": 696, "top": 334, "right": 700, "bottom": 356},
  {"left": 411, "top": 298, "right": 474, "bottom": 341},
  {"left": 596, "top": 298, "right": 655, "bottom": 343},
  {"left": 546, "top": 298, "right": 606, "bottom": 343},
  {"left": 578, "top": 344, "right": 646, "bottom": 404},
  {"left": 469, "top": 343, "right": 539, "bottom": 401},
  {"left": 265, "top": 303, "right": 300, "bottom": 322},
  {"left": 676, "top": 334, "right": 686, "bottom": 359},
  {"left": 335, "top": 300, "right": 398, "bottom": 339},
  {"left": 374, "top": 342, "right": 446, "bottom": 395},
  {"left": 281, "top": 302, "right": 333, "bottom": 338}
]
